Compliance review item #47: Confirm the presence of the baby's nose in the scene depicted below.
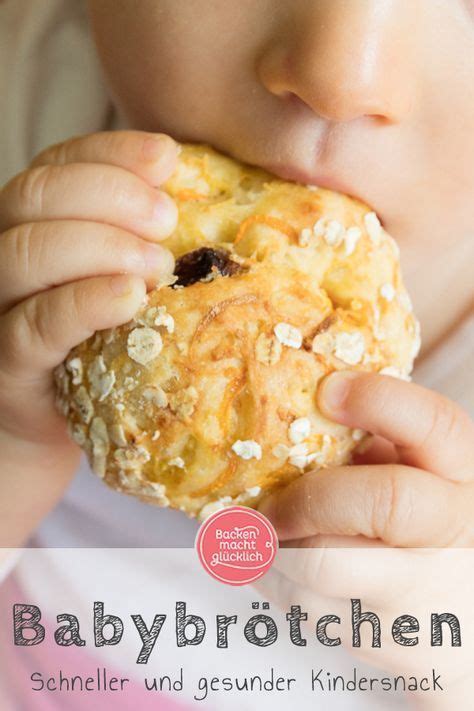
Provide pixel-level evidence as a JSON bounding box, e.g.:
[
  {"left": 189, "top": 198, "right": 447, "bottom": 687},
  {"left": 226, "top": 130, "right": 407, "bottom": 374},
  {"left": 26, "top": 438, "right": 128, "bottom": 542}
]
[{"left": 258, "top": 0, "right": 417, "bottom": 124}]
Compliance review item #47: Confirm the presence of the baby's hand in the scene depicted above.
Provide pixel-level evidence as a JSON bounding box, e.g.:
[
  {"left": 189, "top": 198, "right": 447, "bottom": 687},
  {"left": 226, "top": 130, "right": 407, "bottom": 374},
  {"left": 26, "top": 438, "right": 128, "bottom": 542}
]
[
  {"left": 260, "top": 371, "right": 474, "bottom": 546},
  {"left": 258, "top": 373, "right": 474, "bottom": 708},
  {"left": 0, "top": 130, "right": 178, "bottom": 446},
  {"left": 0, "top": 131, "right": 178, "bottom": 544}
]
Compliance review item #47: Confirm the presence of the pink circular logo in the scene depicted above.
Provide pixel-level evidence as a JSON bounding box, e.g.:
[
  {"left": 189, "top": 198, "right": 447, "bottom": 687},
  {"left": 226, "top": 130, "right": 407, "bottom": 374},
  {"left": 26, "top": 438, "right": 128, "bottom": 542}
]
[{"left": 196, "top": 506, "right": 278, "bottom": 585}]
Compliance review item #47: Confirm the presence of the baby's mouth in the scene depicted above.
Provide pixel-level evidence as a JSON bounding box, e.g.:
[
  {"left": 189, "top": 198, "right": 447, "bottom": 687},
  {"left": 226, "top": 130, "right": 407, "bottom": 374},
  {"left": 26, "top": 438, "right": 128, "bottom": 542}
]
[{"left": 260, "top": 161, "right": 383, "bottom": 223}]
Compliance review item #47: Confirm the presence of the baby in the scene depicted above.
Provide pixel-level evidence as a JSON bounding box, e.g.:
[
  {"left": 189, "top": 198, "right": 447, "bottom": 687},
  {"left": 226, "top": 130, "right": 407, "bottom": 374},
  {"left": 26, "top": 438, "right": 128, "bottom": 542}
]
[
  {"left": 0, "top": 1, "right": 473, "bottom": 552},
  {"left": 0, "top": 2, "right": 473, "bottom": 707}
]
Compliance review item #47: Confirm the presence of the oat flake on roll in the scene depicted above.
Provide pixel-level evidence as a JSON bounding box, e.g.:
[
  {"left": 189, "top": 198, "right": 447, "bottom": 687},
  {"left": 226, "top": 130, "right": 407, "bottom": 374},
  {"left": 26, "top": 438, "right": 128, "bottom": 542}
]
[{"left": 54, "top": 143, "right": 420, "bottom": 521}]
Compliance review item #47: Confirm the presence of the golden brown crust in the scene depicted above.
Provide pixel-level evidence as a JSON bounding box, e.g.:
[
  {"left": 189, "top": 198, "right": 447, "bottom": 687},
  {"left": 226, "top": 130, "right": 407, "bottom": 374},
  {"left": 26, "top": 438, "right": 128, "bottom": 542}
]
[{"left": 55, "top": 144, "right": 420, "bottom": 520}]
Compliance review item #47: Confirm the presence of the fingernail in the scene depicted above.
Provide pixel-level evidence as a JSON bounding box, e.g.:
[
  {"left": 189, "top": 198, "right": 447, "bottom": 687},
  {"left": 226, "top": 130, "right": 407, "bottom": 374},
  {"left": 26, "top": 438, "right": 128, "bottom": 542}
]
[
  {"left": 109, "top": 274, "right": 134, "bottom": 297},
  {"left": 150, "top": 192, "right": 178, "bottom": 239},
  {"left": 320, "top": 371, "right": 359, "bottom": 414},
  {"left": 142, "top": 243, "right": 175, "bottom": 275},
  {"left": 142, "top": 134, "right": 177, "bottom": 163}
]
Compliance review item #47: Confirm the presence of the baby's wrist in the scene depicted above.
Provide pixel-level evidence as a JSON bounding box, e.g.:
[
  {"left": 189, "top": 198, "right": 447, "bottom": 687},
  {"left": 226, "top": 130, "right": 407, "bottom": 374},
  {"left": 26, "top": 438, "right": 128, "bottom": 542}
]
[{"left": 0, "top": 429, "right": 79, "bottom": 547}]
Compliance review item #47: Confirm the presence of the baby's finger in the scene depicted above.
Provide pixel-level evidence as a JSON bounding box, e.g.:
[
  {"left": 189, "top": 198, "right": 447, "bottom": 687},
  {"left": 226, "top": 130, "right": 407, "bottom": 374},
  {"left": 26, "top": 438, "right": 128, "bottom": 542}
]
[
  {"left": 0, "top": 163, "right": 177, "bottom": 241},
  {"left": 275, "top": 537, "right": 435, "bottom": 605},
  {"left": 259, "top": 464, "right": 468, "bottom": 546},
  {"left": 254, "top": 562, "right": 338, "bottom": 623},
  {"left": 0, "top": 275, "right": 146, "bottom": 377},
  {"left": 31, "top": 131, "right": 179, "bottom": 188},
  {"left": 352, "top": 435, "right": 398, "bottom": 465},
  {"left": 256, "top": 552, "right": 474, "bottom": 692},
  {"left": 0, "top": 221, "right": 174, "bottom": 313},
  {"left": 318, "top": 371, "right": 474, "bottom": 482}
]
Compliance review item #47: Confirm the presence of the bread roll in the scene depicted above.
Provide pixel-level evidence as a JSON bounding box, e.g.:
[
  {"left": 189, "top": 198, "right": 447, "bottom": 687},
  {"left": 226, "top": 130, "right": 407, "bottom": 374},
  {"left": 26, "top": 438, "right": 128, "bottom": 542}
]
[{"left": 55, "top": 144, "right": 420, "bottom": 520}]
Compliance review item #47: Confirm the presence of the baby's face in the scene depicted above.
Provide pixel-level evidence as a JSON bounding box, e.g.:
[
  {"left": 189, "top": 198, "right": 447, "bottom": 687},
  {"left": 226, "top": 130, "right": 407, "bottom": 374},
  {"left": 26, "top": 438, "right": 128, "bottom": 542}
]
[{"left": 87, "top": 1, "right": 474, "bottom": 274}]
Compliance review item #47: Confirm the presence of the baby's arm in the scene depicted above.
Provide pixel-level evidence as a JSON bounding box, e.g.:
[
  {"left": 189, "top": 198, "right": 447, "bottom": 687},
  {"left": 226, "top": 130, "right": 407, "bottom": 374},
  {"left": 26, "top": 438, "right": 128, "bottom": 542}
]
[{"left": 0, "top": 131, "right": 179, "bottom": 546}]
